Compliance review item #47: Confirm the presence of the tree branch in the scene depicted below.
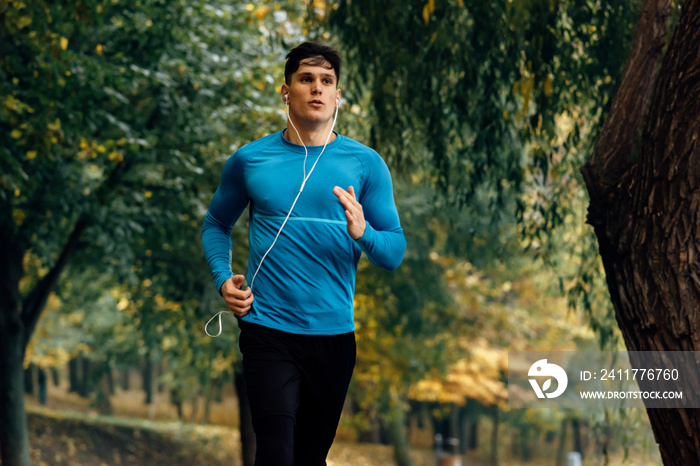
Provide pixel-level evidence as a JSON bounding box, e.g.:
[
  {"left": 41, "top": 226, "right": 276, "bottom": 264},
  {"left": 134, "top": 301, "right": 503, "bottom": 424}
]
[{"left": 20, "top": 160, "right": 133, "bottom": 348}]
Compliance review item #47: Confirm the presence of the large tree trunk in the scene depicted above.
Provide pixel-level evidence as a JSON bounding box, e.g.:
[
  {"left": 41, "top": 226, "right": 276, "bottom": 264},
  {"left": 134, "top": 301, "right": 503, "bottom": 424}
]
[
  {"left": 0, "top": 314, "right": 31, "bottom": 466},
  {"left": 581, "top": 0, "right": 700, "bottom": 464},
  {"left": 0, "top": 212, "right": 90, "bottom": 465},
  {"left": 0, "top": 231, "right": 30, "bottom": 465}
]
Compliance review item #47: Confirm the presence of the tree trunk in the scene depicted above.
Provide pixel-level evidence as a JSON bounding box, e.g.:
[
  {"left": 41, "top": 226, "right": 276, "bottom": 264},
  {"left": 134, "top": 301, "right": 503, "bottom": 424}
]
[
  {"left": 23, "top": 363, "right": 35, "bottom": 395},
  {"left": 467, "top": 417, "right": 479, "bottom": 451},
  {"left": 0, "top": 220, "right": 31, "bottom": 466},
  {"left": 489, "top": 405, "right": 499, "bottom": 466},
  {"left": 385, "top": 395, "right": 413, "bottom": 466},
  {"left": 0, "top": 140, "right": 128, "bottom": 466},
  {"left": 120, "top": 367, "right": 130, "bottom": 391},
  {"left": 0, "top": 313, "right": 31, "bottom": 466},
  {"left": 51, "top": 367, "right": 60, "bottom": 386},
  {"left": 38, "top": 368, "right": 47, "bottom": 405},
  {"left": 555, "top": 418, "right": 567, "bottom": 466},
  {"left": 80, "top": 356, "right": 91, "bottom": 398},
  {"left": 581, "top": 0, "right": 700, "bottom": 464},
  {"left": 234, "top": 369, "right": 256, "bottom": 466},
  {"left": 143, "top": 355, "right": 153, "bottom": 404},
  {"left": 69, "top": 357, "right": 80, "bottom": 393},
  {"left": 572, "top": 418, "right": 583, "bottom": 458},
  {"left": 95, "top": 371, "right": 113, "bottom": 416}
]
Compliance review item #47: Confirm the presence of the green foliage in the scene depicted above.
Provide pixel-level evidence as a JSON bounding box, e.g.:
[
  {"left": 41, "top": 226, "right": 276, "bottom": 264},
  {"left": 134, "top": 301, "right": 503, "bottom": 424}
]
[
  {"left": 327, "top": 2, "right": 649, "bottom": 454},
  {"left": 5, "top": 0, "right": 310, "bottom": 407},
  {"left": 329, "top": 0, "right": 641, "bottom": 348},
  {"left": 3, "top": 2, "right": 661, "bottom": 463}
]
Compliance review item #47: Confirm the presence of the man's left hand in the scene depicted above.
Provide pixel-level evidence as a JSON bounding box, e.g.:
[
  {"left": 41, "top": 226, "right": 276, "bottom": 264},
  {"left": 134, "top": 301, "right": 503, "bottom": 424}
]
[{"left": 333, "top": 185, "right": 366, "bottom": 240}]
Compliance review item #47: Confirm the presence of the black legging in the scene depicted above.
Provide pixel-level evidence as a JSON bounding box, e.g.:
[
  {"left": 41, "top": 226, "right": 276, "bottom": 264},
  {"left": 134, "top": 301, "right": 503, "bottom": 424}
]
[{"left": 238, "top": 320, "right": 356, "bottom": 466}]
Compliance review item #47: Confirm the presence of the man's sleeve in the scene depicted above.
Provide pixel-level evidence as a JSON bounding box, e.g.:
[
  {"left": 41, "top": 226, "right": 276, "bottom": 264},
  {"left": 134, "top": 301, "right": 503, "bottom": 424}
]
[
  {"left": 202, "top": 153, "right": 249, "bottom": 293},
  {"left": 355, "top": 154, "right": 406, "bottom": 270}
]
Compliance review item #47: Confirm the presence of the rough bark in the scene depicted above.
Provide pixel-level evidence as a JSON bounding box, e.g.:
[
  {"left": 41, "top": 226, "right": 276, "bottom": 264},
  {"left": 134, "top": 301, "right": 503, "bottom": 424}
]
[
  {"left": 581, "top": 0, "right": 700, "bottom": 463},
  {"left": 0, "top": 224, "right": 30, "bottom": 465}
]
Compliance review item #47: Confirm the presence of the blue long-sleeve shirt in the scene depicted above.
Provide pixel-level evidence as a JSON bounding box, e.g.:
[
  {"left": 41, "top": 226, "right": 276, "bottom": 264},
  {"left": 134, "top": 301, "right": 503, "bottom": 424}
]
[{"left": 202, "top": 131, "right": 406, "bottom": 335}]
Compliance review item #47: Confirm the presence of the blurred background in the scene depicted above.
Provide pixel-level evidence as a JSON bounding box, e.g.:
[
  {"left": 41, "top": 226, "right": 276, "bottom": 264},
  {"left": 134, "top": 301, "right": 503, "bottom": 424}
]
[{"left": 1, "top": 0, "right": 679, "bottom": 464}]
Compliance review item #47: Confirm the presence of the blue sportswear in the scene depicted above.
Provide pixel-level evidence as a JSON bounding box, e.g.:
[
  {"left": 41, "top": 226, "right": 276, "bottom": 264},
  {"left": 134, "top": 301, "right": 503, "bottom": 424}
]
[{"left": 202, "top": 130, "right": 406, "bottom": 335}]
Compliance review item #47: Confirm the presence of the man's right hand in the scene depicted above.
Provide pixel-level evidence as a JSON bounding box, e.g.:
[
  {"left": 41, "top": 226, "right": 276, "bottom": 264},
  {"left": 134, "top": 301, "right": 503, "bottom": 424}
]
[{"left": 221, "top": 275, "right": 254, "bottom": 317}]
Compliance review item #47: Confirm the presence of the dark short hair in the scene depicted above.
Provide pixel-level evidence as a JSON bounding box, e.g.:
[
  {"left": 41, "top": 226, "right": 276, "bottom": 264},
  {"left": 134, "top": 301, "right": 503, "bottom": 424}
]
[{"left": 284, "top": 42, "right": 341, "bottom": 85}]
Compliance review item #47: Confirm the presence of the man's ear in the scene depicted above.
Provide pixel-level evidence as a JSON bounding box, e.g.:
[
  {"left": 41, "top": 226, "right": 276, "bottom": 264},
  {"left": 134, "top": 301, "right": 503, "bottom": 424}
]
[{"left": 281, "top": 84, "right": 289, "bottom": 104}]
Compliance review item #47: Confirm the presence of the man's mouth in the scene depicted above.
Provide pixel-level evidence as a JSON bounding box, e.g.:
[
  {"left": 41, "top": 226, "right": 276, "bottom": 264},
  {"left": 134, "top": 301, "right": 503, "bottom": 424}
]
[{"left": 309, "top": 100, "right": 324, "bottom": 106}]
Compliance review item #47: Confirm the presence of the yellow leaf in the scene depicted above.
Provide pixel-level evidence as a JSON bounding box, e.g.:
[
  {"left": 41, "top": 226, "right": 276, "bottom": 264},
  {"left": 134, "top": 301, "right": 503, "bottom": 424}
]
[
  {"left": 60, "top": 36, "right": 69, "bottom": 50},
  {"left": 13, "top": 209, "right": 25, "bottom": 226},
  {"left": 246, "top": 3, "right": 255, "bottom": 11},
  {"left": 17, "top": 16, "right": 32, "bottom": 29},
  {"left": 47, "top": 118, "right": 61, "bottom": 131},
  {"left": 4, "top": 96, "right": 17, "bottom": 110},
  {"left": 544, "top": 73, "right": 553, "bottom": 96},
  {"left": 144, "top": 191, "right": 153, "bottom": 198},
  {"left": 255, "top": 6, "right": 269, "bottom": 19},
  {"left": 116, "top": 297, "right": 129, "bottom": 311},
  {"left": 11, "top": 129, "right": 22, "bottom": 139},
  {"left": 422, "top": 0, "right": 435, "bottom": 24},
  {"left": 96, "top": 44, "right": 103, "bottom": 56},
  {"left": 108, "top": 151, "right": 123, "bottom": 163},
  {"left": 26, "top": 150, "right": 37, "bottom": 159}
]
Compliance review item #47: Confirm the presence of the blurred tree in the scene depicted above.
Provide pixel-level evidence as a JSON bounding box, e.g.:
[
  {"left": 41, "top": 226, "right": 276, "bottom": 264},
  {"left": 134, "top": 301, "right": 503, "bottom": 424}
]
[
  {"left": 0, "top": 0, "right": 303, "bottom": 464},
  {"left": 329, "top": 0, "right": 641, "bottom": 346},
  {"left": 326, "top": 0, "right": 641, "bottom": 462},
  {"left": 330, "top": 0, "right": 699, "bottom": 462}
]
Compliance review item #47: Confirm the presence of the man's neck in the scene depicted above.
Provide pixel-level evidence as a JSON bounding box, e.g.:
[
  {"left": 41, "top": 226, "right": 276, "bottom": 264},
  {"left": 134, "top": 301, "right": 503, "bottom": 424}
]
[{"left": 284, "top": 120, "right": 337, "bottom": 147}]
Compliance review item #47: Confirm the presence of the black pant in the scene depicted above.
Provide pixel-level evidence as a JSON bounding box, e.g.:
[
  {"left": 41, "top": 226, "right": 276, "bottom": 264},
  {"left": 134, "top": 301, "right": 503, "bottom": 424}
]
[{"left": 238, "top": 320, "right": 356, "bottom": 466}]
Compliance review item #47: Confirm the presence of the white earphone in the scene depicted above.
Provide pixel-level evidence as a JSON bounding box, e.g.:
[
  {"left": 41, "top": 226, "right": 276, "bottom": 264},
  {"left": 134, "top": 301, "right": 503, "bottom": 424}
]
[
  {"left": 249, "top": 89, "right": 340, "bottom": 291},
  {"left": 206, "top": 89, "right": 340, "bottom": 338}
]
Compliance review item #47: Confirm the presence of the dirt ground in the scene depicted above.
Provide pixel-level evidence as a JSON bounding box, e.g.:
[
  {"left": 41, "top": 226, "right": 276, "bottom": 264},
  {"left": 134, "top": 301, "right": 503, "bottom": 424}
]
[{"left": 26, "top": 405, "right": 439, "bottom": 466}]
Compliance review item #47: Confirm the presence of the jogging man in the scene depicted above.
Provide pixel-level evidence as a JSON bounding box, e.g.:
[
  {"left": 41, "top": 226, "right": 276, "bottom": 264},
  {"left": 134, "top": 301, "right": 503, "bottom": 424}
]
[{"left": 202, "top": 41, "right": 406, "bottom": 465}]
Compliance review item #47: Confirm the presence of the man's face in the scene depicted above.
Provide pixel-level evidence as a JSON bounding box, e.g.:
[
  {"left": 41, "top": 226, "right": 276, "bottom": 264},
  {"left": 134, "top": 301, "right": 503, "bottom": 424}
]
[{"left": 282, "top": 58, "right": 340, "bottom": 128}]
